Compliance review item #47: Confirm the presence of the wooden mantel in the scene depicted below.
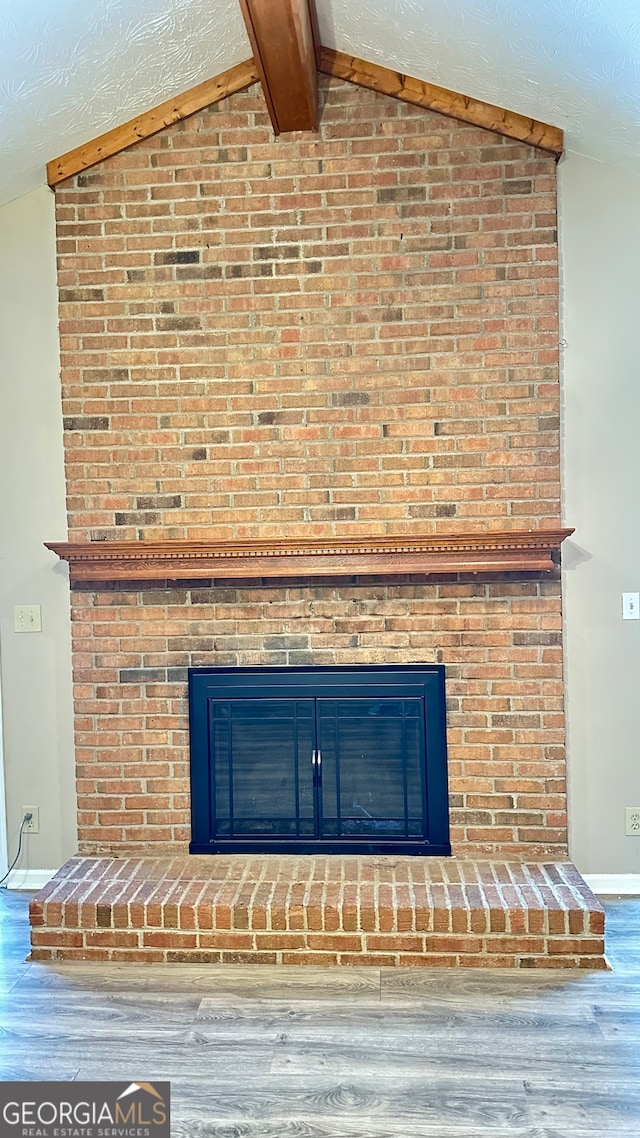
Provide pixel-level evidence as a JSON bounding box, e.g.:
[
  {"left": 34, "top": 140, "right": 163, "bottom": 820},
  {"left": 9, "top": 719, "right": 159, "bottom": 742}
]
[{"left": 45, "top": 529, "right": 574, "bottom": 584}]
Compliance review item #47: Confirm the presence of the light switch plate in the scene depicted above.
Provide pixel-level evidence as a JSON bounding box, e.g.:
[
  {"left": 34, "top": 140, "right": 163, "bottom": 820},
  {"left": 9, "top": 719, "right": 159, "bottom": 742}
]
[
  {"left": 622, "top": 593, "right": 640, "bottom": 620},
  {"left": 13, "top": 605, "right": 42, "bottom": 633}
]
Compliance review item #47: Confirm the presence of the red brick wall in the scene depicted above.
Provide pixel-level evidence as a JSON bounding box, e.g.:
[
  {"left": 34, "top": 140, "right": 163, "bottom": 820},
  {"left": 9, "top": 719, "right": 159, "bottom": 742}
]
[{"left": 55, "top": 76, "right": 566, "bottom": 858}]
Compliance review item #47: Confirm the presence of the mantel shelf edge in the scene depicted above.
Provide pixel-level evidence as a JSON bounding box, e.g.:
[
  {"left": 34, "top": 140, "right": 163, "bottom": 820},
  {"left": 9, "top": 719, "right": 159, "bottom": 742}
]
[{"left": 44, "top": 529, "right": 575, "bottom": 584}]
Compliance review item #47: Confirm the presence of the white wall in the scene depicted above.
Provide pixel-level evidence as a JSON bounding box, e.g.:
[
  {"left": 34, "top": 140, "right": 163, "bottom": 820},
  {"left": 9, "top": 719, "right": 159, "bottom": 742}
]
[
  {"left": 0, "top": 155, "right": 639, "bottom": 878},
  {"left": 559, "top": 151, "right": 640, "bottom": 874},
  {"left": 0, "top": 186, "right": 76, "bottom": 881}
]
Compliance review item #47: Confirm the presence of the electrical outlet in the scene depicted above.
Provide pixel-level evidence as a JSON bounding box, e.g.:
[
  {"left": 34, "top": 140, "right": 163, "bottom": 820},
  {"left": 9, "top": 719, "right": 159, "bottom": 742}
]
[
  {"left": 13, "top": 605, "right": 42, "bottom": 633},
  {"left": 21, "top": 807, "right": 39, "bottom": 834},
  {"left": 625, "top": 807, "right": 640, "bottom": 836}
]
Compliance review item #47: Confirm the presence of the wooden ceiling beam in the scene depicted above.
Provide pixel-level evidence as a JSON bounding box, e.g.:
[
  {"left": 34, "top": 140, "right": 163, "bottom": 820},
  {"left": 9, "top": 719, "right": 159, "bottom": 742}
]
[
  {"left": 320, "top": 47, "right": 564, "bottom": 156},
  {"left": 238, "top": 0, "right": 319, "bottom": 133},
  {"left": 47, "top": 58, "right": 259, "bottom": 187}
]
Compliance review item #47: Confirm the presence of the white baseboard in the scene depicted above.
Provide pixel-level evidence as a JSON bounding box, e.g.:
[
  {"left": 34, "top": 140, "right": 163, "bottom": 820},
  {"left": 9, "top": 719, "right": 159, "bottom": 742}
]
[
  {"left": 2, "top": 868, "right": 58, "bottom": 891},
  {"left": 583, "top": 873, "right": 640, "bottom": 896}
]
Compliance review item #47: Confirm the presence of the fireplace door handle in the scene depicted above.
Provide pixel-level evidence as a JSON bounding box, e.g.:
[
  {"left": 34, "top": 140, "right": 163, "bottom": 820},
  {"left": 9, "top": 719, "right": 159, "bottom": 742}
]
[{"left": 311, "top": 749, "right": 323, "bottom": 784}]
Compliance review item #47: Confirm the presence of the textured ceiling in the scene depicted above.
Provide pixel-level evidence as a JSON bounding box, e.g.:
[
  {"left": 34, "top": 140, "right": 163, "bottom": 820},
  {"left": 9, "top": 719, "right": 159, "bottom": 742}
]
[
  {"left": 1, "top": 0, "right": 640, "bottom": 207},
  {"left": 0, "top": 0, "right": 249, "bottom": 206},
  {"left": 325, "top": 0, "right": 640, "bottom": 172}
]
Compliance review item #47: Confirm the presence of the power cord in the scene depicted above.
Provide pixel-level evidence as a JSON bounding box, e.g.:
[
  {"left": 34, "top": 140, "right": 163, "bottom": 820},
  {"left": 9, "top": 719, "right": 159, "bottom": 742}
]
[{"left": 0, "top": 813, "right": 31, "bottom": 889}]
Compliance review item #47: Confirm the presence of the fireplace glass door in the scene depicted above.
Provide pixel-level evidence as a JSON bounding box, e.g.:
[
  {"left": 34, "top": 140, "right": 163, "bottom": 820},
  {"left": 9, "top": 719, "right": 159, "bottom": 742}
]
[
  {"left": 317, "top": 699, "right": 425, "bottom": 839},
  {"left": 210, "top": 698, "right": 316, "bottom": 838},
  {"left": 189, "top": 665, "right": 450, "bottom": 856}
]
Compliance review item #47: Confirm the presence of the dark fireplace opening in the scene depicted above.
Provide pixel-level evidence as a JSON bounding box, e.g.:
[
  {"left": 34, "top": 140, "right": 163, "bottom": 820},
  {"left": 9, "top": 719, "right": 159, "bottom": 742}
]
[{"left": 189, "top": 664, "right": 450, "bottom": 856}]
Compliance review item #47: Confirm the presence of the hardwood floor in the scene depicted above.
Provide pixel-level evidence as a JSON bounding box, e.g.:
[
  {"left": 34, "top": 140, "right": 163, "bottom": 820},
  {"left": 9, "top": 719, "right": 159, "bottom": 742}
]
[{"left": 1, "top": 889, "right": 639, "bottom": 1135}]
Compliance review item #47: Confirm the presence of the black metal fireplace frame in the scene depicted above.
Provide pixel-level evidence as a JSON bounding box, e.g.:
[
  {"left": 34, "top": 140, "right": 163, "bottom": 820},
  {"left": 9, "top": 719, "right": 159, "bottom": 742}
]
[{"left": 188, "top": 664, "right": 450, "bottom": 856}]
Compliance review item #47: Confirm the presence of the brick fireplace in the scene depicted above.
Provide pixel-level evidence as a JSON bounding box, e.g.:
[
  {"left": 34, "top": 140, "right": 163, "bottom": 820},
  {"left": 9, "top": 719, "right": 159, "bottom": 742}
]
[{"left": 31, "top": 73, "right": 605, "bottom": 967}]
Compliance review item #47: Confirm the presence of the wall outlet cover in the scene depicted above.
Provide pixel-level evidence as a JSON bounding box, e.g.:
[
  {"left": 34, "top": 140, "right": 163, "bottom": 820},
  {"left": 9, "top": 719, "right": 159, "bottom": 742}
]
[
  {"left": 625, "top": 807, "right": 640, "bottom": 836},
  {"left": 21, "top": 806, "right": 39, "bottom": 834}
]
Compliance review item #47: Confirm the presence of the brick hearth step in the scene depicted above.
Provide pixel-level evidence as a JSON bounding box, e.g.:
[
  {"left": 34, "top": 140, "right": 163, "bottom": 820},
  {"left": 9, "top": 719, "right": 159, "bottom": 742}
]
[{"left": 29, "top": 856, "right": 606, "bottom": 970}]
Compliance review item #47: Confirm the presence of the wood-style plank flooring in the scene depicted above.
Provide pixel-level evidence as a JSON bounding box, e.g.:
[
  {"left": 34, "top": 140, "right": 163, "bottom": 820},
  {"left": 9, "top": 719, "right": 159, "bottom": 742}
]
[{"left": 1, "top": 890, "right": 639, "bottom": 1136}]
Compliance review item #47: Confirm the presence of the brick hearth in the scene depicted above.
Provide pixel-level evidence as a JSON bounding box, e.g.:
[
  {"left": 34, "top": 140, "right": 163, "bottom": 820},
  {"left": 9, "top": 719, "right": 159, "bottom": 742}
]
[{"left": 29, "top": 857, "right": 606, "bottom": 970}]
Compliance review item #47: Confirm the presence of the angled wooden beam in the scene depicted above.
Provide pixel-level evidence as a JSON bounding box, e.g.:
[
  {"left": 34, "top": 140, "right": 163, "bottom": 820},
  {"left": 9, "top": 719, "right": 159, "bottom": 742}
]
[
  {"left": 47, "top": 59, "right": 259, "bottom": 187},
  {"left": 238, "top": 0, "right": 319, "bottom": 133},
  {"left": 320, "top": 47, "right": 563, "bottom": 157},
  {"left": 47, "top": 36, "right": 562, "bottom": 186}
]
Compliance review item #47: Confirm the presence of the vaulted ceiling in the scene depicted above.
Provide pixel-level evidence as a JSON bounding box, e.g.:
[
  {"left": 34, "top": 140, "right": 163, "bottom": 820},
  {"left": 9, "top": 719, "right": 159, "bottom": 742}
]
[{"left": 1, "top": 0, "right": 639, "bottom": 208}]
